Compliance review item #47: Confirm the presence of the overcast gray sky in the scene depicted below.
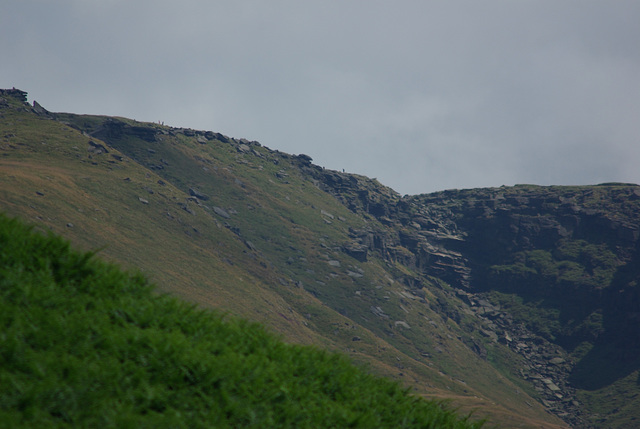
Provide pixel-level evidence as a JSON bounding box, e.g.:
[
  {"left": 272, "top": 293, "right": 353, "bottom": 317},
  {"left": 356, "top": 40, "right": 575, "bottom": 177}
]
[{"left": 3, "top": 1, "right": 639, "bottom": 195}]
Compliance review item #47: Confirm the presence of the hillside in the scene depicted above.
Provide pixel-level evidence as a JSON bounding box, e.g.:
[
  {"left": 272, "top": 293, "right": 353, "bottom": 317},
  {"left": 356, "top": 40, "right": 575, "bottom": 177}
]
[
  {"left": 2, "top": 87, "right": 639, "bottom": 427},
  {"left": 0, "top": 213, "right": 484, "bottom": 428}
]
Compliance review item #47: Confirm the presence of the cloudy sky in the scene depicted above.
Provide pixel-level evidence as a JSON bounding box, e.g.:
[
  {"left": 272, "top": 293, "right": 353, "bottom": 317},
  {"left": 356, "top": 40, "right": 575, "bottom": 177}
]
[{"left": 3, "top": 1, "right": 639, "bottom": 195}]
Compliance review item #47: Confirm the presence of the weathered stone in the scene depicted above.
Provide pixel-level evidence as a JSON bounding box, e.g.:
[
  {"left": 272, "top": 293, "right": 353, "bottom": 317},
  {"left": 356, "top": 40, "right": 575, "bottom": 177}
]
[
  {"left": 0, "top": 88, "right": 27, "bottom": 102},
  {"left": 213, "top": 206, "right": 231, "bottom": 219},
  {"left": 297, "top": 153, "right": 313, "bottom": 164},
  {"left": 87, "top": 140, "right": 109, "bottom": 154},
  {"left": 321, "top": 210, "right": 334, "bottom": 219},
  {"left": 244, "top": 240, "right": 257, "bottom": 251},
  {"left": 343, "top": 242, "right": 368, "bottom": 262},
  {"left": 32, "top": 100, "right": 50, "bottom": 116},
  {"left": 370, "top": 306, "right": 389, "bottom": 319},
  {"left": 394, "top": 321, "right": 411, "bottom": 329},
  {"left": 189, "top": 188, "right": 210, "bottom": 201},
  {"left": 181, "top": 205, "right": 195, "bottom": 215},
  {"left": 542, "top": 378, "right": 561, "bottom": 391}
]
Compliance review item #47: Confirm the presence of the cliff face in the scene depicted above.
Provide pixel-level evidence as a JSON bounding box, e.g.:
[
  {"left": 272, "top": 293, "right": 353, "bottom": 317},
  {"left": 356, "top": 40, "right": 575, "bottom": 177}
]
[
  {"left": 315, "top": 180, "right": 640, "bottom": 349},
  {"left": 313, "top": 178, "right": 640, "bottom": 426},
  {"left": 409, "top": 186, "right": 640, "bottom": 348},
  {"left": 412, "top": 186, "right": 640, "bottom": 426}
]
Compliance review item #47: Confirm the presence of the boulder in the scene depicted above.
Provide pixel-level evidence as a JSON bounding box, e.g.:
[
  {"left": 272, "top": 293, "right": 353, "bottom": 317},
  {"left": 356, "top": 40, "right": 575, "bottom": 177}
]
[
  {"left": 213, "top": 206, "right": 231, "bottom": 219},
  {"left": 189, "top": 188, "right": 210, "bottom": 201},
  {"left": 87, "top": 140, "right": 109, "bottom": 154},
  {"left": 347, "top": 270, "right": 364, "bottom": 278},
  {"left": 343, "top": 242, "right": 368, "bottom": 262},
  {"left": 244, "top": 240, "right": 257, "bottom": 251},
  {"left": 297, "top": 154, "right": 313, "bottom": 165},
  {"left": 32, "top": 100, "right": 51, "bottom": 116},
  {"left": 394, "top": 321, "right": 411, "bottom": 329}
]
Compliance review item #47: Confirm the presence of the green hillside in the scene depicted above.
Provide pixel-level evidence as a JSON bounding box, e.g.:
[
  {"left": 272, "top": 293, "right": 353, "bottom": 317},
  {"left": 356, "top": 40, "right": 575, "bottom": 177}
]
[
  {"left": 0, "top": 213, "right": 486, "bottom": 428},
  {"left": 1, "top": 88, "right": 562, "bottom": 427},
  {"left": 7, "top": 87, "right": 640, "bottom": 427}
]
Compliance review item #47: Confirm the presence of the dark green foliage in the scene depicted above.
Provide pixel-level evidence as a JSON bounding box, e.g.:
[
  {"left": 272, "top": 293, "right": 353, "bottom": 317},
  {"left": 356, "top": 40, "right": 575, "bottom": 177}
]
[{"left": 0, "top": 214, "right": 483, "bottom": 428}]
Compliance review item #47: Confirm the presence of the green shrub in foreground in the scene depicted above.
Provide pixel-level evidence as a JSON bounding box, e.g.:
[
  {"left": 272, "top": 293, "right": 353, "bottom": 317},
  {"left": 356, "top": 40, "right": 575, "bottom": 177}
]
[{"left": 0, "top": 214, "right": 484, "bottom": 428}]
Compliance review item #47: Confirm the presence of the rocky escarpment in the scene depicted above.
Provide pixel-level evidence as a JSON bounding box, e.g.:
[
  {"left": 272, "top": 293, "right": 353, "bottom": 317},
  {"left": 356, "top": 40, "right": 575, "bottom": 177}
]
[
  {"left": 409, "top": 185, "right": 640, "bottom": 345},
  {"left": 1, "top": 88, "right": 52, "bottom": 119},
  {"left": 305, "top": 177, "right": 640, "bottom": 426},
  {"left": 458, "top": 289, "right": 592, "bottom": 428},
  {"left": 295, "top": 164, "right": 473, "bottom": 290}
]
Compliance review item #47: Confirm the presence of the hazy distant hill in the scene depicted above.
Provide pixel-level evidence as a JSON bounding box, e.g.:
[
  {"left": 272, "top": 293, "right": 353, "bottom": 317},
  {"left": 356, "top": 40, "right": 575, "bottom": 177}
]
[{"left": 2, "top": 87, "right": 639, "bottom": 427}]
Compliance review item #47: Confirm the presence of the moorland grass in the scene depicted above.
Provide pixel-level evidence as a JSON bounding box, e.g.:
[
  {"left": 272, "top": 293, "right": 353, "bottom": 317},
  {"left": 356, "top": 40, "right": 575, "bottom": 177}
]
[{"left": 0, "top": 214, "right": 484, "bottom": 428}]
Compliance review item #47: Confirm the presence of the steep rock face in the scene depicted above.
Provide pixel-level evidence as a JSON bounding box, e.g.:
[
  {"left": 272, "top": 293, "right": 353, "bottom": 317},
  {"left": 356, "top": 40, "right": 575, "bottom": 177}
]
[
  {"left": 408, "top": 186, "right": 640, "bottom": 346},
  {"left": 407, "top": 186, "right": 640, "bottom": 427},
  {"left": 310, "top": 177, "right": 640, "bottom": 426},
  {"left": 302, "top": 165, "right": 473, "bottom": 290}
]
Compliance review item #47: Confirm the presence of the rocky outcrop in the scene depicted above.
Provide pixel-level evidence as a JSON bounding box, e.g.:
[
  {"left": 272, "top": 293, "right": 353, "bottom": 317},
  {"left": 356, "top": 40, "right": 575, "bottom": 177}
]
[
  {"left": 310, "top": 178, "right": 639, "bottom": 426},
  {"left": 461, "top": 290, "right": 592, "bottom": 428},
  {"left": 87, "top": 140, "right": 109, "bottom": 154},
  {"left": 0, "top": 88, "right": 28, "bottom": 103},
  {"left": 88, "top": 118, "right": 159, "bottom": 143},
  {"left": 32, "top": 100, "right": 52, "bottom": 117},
  {"left": 342, "top": 241, "right": 368, "bottom": 262},
  {"left": 189, "top": 188, "right": 210, "bottom": 201}
]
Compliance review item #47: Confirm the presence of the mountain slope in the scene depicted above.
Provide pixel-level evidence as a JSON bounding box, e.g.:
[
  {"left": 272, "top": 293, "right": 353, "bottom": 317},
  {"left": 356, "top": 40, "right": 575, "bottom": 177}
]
[
  {"left": 0, "top": 213, "right": 486, "bottom": 428},
  {"left": 5, "top": 87, "right": 638, "bottom": 427},
  {"left": 405, "top": 186, "right": 640, "bottom": 428}
]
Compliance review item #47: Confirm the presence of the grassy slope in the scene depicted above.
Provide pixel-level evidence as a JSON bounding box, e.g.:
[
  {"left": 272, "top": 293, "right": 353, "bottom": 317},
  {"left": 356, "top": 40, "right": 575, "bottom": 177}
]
[
  {"left": 0, "top": 213, "right": 486, "bottom": 428},
  {"left": 0, "top": 94, "right": 567, "bottom": 427}
]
